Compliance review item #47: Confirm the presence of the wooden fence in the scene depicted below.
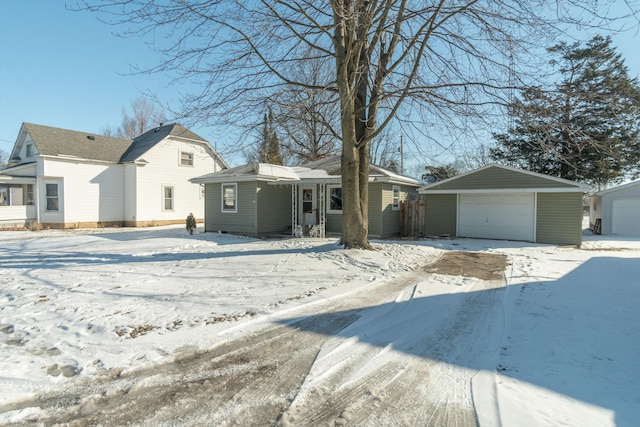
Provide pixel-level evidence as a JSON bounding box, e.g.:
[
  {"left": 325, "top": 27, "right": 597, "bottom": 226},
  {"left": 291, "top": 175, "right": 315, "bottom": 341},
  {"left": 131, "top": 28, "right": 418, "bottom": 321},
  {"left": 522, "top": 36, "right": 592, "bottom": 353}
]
[{"left": 400, "top": 199, "right": 425, "bottom": 237}]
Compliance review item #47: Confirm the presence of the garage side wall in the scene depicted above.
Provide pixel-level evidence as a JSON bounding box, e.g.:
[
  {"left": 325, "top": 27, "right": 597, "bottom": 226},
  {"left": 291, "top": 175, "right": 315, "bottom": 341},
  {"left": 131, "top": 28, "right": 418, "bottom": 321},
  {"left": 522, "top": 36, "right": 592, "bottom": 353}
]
[
  {"left": 424, "top": 194, "right": 457, "bottom": 236},
  {"left": 536, "top": 192, "right": 583, "bottom": 245},
  {"left": 601, "top": 184, "right": 640, "bottom": 235}
]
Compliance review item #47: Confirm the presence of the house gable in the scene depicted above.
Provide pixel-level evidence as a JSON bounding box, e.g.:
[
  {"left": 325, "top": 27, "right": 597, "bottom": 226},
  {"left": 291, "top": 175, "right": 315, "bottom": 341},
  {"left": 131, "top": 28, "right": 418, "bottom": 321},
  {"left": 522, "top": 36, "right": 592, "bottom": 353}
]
[
  {"left": 420, "top": 164, "right": 587, "bottom": 193},
  {"left": 15, "top": 123, "right": 132, "bottom": 164}
]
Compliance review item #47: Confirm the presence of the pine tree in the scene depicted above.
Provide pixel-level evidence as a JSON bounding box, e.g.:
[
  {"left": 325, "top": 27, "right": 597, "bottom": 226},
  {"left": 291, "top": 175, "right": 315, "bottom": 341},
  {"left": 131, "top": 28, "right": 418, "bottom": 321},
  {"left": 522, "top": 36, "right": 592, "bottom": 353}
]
[
  {"left": 491, "top": 35, "right": 640, "bottom": 188},
  {"left": 258, "top": 109, "right": 284, "bottom": 165}
]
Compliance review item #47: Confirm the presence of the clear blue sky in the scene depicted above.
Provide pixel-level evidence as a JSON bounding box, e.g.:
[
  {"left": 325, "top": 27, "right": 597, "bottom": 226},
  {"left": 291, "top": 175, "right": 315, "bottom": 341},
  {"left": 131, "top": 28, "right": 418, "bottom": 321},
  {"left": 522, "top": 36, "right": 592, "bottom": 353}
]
[{"left": 1, "top": 2, "right": 639, "bottom": 165}]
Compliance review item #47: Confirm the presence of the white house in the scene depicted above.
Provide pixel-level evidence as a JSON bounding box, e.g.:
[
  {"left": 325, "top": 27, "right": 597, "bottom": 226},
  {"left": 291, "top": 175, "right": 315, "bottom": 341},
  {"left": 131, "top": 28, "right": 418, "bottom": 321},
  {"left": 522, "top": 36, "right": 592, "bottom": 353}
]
[
  {"left": 589, "top": 179, "right": 640, "bottom": 235},
  {"left": 0, "top": 122, "right": 227, "bottom": 229}
]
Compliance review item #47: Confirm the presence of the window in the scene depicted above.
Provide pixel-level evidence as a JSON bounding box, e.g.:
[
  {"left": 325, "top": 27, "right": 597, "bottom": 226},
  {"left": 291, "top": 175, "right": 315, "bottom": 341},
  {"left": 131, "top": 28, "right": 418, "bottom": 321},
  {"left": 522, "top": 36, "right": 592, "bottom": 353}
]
[
  {"left": 46, "top": 183, "right": 59, "bottom": 211},
  {"left": 180, "top": 151, "right": 194, "bottom": 166},
  {"left": 327, "top": 185, "right": 342, "bottom": 213},
  {"left": 26, "top": 143, "right": 34, "bottom": 157},
  {"left": 26, "top": 184, "right": 34, "bottom": 205},
  {"left": 222, "top": 183, "right": 237, "bottom": 212},
  {"left": 199, "top": 184, "right": 205, "bottom": 200},
  {"left": 163, "top": 185, "right": 174, "bottom": 211},
  {"left": 392, "top": 186, "right": 400, "bottom": 210}
]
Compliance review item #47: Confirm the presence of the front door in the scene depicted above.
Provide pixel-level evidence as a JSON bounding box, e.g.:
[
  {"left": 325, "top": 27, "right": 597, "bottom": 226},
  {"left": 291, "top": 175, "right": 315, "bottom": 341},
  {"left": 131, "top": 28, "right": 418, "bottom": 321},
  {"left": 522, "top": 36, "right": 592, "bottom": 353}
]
[{"left": 301, "top": 186, "right": 316, "bottom": 226}]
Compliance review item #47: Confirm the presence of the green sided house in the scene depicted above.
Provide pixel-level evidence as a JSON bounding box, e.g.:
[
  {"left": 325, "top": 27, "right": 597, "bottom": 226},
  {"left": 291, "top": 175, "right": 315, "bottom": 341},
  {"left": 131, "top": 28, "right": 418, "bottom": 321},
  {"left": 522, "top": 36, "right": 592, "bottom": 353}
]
[
  {"left": 418, "top": 164, "right": 589, "bottom": 245},
  {"left": 190, "top": 156, "right": 421, "bottom": 238}
]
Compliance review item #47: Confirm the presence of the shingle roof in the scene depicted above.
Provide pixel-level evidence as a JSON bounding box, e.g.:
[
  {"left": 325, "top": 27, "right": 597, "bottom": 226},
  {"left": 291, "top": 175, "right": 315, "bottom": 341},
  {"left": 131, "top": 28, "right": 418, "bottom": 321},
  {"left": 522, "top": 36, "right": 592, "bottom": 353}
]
[
  {"left": 20, "top": 122, "right": 213, "bottom": 164},
  {"left": 120, "top": 123, "right": 208, "bottom": 162},
  {"left": 22, "top": 123, "right": 132, "bottom": 163}
]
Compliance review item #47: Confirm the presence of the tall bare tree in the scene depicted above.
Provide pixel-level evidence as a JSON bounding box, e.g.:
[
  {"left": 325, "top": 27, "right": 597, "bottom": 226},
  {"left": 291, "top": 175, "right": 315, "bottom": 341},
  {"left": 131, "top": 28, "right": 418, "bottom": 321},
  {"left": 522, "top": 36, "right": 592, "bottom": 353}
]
[
  {"left": 75, "top": 0, "right": 638, "bottom": 248},
  {"left": 104, "top": 96, "right": 167, "bottom": 139}
]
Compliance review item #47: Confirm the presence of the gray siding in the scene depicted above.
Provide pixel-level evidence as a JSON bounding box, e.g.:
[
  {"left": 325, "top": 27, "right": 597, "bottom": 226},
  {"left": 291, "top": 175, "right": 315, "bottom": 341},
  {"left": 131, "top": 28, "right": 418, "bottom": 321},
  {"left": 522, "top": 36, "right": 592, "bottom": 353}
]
[
  {"left": 536, "top": 192, "right": 583, "bottom": 245},
  {"left": 429, "top": 166, "right": 574, "bottom": 191},
  {"left": 256, "top": 183, "right": 292, "bottom": 234},
  {"left": 204, "top": 181, "right": 258, "bottom": 234},
  {"left": 425, "top": 194, "right": 457, "bottom": 236}
]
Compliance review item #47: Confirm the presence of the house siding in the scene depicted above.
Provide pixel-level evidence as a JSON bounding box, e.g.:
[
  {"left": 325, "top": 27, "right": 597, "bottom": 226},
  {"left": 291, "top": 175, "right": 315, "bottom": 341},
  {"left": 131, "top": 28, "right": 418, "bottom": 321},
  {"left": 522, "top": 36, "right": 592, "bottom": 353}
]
[
  {"left": 41, "top": 158, "right": 125, "bottom": 227},
  {"left": 204, "top": 181, "right": 257, "bottom": 234},
  {"left": 424, "top": 194, "right": 457, "bottom": 236},
  {"left": 536, "top": 193, "right": 583, "bottom": 245},
  {"left": 123, "top": 164, "right": 138, "bottom": 225},
  {"left": 368, "top": 183, "right": 383, "bottom": 238},
  {"left": 379, "top": 183, "right": 413, "bottom": 238},
  {"left": 133, "top": 139, "right": 219, "bottom": 224},
  {"left": 256, "top": 183, "right": 292, "bottom": 234},
  {"left": 600, "top": 183, "right": 640, "bottom": 235},
  {"left": 429, "top": 166, "right": 575, "bottom": 191}
]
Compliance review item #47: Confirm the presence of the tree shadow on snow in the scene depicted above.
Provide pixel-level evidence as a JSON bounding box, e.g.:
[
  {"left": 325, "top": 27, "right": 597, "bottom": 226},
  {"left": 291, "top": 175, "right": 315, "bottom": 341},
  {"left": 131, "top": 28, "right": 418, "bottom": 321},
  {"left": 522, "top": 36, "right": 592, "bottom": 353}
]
[{"left": 277, "top": 256, "right": 640, "bottom": 426}]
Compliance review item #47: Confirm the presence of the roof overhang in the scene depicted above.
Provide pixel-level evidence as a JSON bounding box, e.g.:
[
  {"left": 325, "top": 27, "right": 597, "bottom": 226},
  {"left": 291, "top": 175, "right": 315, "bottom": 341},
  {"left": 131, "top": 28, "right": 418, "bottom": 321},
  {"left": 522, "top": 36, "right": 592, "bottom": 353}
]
[
  {"left": 0, "top": 175, "right": 36, "bottom": 185},
  {"left": 420, "top": 187, "right": 588, "bottom": 194}
]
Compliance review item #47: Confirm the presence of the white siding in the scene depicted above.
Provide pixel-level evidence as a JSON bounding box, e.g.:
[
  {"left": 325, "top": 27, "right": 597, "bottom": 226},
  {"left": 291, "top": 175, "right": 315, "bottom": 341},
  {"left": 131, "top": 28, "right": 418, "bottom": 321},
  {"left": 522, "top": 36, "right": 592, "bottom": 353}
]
[
  {"left": 132, "top": 138, "right": 222, "bottom": 222},
  {"left": 601, "top": 182, "right": 640, "bottom": 235},
  {"left": 42, "top": 158, "right": 125, "bottom": 224},
  {"left": 123, "top": 164, "right": 138, "bottom": 223}
]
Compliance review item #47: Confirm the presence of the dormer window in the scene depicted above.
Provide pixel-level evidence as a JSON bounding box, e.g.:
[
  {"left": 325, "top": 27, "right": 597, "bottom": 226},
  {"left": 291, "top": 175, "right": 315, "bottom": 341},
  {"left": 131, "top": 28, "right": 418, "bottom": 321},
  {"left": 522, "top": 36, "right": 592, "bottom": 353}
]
[
  {"left": 180, "top": 151, "right": 194, "bottom": 166},
  {"left": 26, "top": 143, "right": 34, "bottom": 157}
]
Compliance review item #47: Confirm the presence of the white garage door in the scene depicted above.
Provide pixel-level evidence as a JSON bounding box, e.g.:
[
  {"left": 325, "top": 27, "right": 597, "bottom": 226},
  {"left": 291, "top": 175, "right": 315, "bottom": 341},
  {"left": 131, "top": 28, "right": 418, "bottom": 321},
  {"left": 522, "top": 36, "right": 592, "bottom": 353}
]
[
  {"left": 612, "top": 198, "right": 640, "bottom": 235},
  {"left": 459, "top": 193, "right": 535, "bottom": 242}
]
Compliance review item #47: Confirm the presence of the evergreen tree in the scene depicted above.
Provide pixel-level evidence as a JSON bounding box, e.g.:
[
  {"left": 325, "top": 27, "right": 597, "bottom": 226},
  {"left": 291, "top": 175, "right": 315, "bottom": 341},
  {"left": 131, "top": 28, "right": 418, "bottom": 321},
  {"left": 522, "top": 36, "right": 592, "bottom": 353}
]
[
  {"left": 422, "top": 164, "right": 460, "bottom": 183},
  {"left": 491, "top": 35, "right": 640, "bottom": 188},
  {"left": 258, "top": 109, "right": 284, "bottom": 165}
]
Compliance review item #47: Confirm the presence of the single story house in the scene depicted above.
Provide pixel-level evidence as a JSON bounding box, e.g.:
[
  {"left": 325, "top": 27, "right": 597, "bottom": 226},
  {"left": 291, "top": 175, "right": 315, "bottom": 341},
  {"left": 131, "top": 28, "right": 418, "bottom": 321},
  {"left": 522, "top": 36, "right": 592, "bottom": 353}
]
[
  {"left": 190, "top": 156, "right": 421, "bottom": 238},
  {"left": 418, "top": 164, "right": 589, "bottom": 245},
  {"left": 589, "top": 179, "right": 640, "bottom": 235},
  {"left": 0, "top": 122, "right": 227, "bottom": 228}
]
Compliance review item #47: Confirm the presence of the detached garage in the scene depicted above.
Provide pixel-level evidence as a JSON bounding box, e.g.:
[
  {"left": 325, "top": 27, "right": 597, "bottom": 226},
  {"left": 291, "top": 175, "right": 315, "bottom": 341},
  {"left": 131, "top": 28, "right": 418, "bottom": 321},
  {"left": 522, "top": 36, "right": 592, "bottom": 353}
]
[
  {"left": 418, "top": 164, "right": 589, "bottom": 245},
  {"left": 591, "top": 180, "right": 640, "bottom": 236}
]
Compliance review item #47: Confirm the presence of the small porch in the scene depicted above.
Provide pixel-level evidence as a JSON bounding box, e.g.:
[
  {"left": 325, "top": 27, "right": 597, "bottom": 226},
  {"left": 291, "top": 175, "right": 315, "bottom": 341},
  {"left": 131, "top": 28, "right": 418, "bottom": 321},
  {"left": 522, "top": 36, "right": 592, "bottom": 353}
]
[
  {"left": 271, "top": 180, "right": 340, "bottom": 238},
  {"left": 0, "top": 175, "right": 38, "bottom": 228}
]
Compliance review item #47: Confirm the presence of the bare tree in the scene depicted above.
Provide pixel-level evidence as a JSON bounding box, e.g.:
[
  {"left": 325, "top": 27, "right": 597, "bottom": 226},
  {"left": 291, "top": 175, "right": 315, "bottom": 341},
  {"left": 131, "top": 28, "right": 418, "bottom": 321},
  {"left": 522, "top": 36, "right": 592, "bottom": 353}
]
[
  {"left": 0, "top": 149, "right": 8, "bottom": 168},
  {"left": 74, "top": 0, "right": 639, "bottom": 248},
  {"left": 103, "top": 96, "right": 167, "bottom": 139}
]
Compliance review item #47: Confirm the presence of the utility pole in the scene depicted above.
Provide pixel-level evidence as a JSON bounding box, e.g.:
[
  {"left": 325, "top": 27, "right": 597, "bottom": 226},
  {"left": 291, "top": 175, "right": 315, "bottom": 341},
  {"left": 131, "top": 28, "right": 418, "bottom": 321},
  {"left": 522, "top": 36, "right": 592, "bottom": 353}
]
[{"left": 399, "top": 134, "right": 404, "bottom": 175}]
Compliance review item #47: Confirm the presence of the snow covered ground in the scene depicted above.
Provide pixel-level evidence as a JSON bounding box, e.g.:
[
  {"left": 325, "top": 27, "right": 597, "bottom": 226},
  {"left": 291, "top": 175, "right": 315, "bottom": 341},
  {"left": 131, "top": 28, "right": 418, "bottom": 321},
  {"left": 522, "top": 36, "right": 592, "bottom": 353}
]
[{"left": 0, "top": 224, "right": 638, "bottom": 425}]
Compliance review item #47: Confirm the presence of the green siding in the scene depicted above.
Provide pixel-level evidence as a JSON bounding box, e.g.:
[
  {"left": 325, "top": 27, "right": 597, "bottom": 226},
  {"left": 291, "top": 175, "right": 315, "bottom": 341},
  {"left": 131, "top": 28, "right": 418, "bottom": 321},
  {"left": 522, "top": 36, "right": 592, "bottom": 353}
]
[
  {"left": 323, "top": 183, "right": 417, "bottom": 238},
  {"left": 429, "top": 166, "right": 576, "bottom": 191},
  {"left": 536, "top": 192, "right": 583, "bottom": 245},
  {"left": 256, "top": 183, "right": 292, "bottom": 234},
  {"left": 204, "top": 181, "right": 258, "bottom": 234},
  {"left": 368, "top": 183, "right": 383, "bottom": 238},
  {"left": 425, "top": 194, "right": 457, "bottom": 236},
  {"left": 325, "top": 213, "right": 342, "bottom": 234},
  {"left": 379, "top": 183, "right": 414, "bottom": 238}
]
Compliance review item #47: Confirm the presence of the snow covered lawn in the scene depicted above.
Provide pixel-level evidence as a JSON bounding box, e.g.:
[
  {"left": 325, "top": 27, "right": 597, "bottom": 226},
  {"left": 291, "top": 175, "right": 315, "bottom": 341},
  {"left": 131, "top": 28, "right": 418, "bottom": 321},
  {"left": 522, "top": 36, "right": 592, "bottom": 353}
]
[{"left": 0, "top": 225, "right": 638, "bottom": 425}]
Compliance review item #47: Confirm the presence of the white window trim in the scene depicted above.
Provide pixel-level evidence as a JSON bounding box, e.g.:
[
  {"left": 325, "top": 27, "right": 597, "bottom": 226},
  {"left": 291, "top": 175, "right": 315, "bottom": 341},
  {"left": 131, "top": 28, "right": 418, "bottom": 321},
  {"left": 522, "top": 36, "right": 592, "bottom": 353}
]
[
  {"left": 222, "top": 183, "right": 237, "bottom": 213},
  {"left": 179, "top": 150, "right": 194, "bottom": 167},
  {"left": 392, "top": 185, "right": 400, "bottom": 210},
  {"left": 45, "top": 182, "right": 59, "bottom": 212},
  {"left": 162, "top": 184, "right": 174, "bottom": 212},
  {"left": 327, "top": 184, "right": 343, "bottom": 214}
]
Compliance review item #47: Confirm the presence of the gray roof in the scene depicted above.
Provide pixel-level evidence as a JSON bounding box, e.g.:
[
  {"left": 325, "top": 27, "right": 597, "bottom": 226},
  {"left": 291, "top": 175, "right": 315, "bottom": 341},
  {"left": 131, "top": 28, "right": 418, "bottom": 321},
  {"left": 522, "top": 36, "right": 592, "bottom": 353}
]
[
  {"left": 20, "top": 123, "right": 132, "bottom": 163},
  {"left": 16, "top": 122, "right": 219, "bottom": 165},
  {"left": 120, "top": 123, "right": 209, "bottom": 162},
  {"left": 192, "top": 155, "right": 420, "bottom": 186}
]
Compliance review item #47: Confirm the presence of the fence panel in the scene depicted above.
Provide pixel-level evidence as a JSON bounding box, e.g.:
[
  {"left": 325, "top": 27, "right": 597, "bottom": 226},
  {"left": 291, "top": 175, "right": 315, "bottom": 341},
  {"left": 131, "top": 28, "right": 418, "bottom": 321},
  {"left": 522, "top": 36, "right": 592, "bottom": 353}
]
[{"left": 400, "top": 200, "right": 425, "bottom": 237}]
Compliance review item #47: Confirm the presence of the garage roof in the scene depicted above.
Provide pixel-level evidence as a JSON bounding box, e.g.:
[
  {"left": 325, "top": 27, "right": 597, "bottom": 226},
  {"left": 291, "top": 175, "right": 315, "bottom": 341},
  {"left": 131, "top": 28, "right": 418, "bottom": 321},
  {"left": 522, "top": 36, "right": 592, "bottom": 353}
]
[{"left": 418, "top": 164, "right": 589, "bottom": 194}]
